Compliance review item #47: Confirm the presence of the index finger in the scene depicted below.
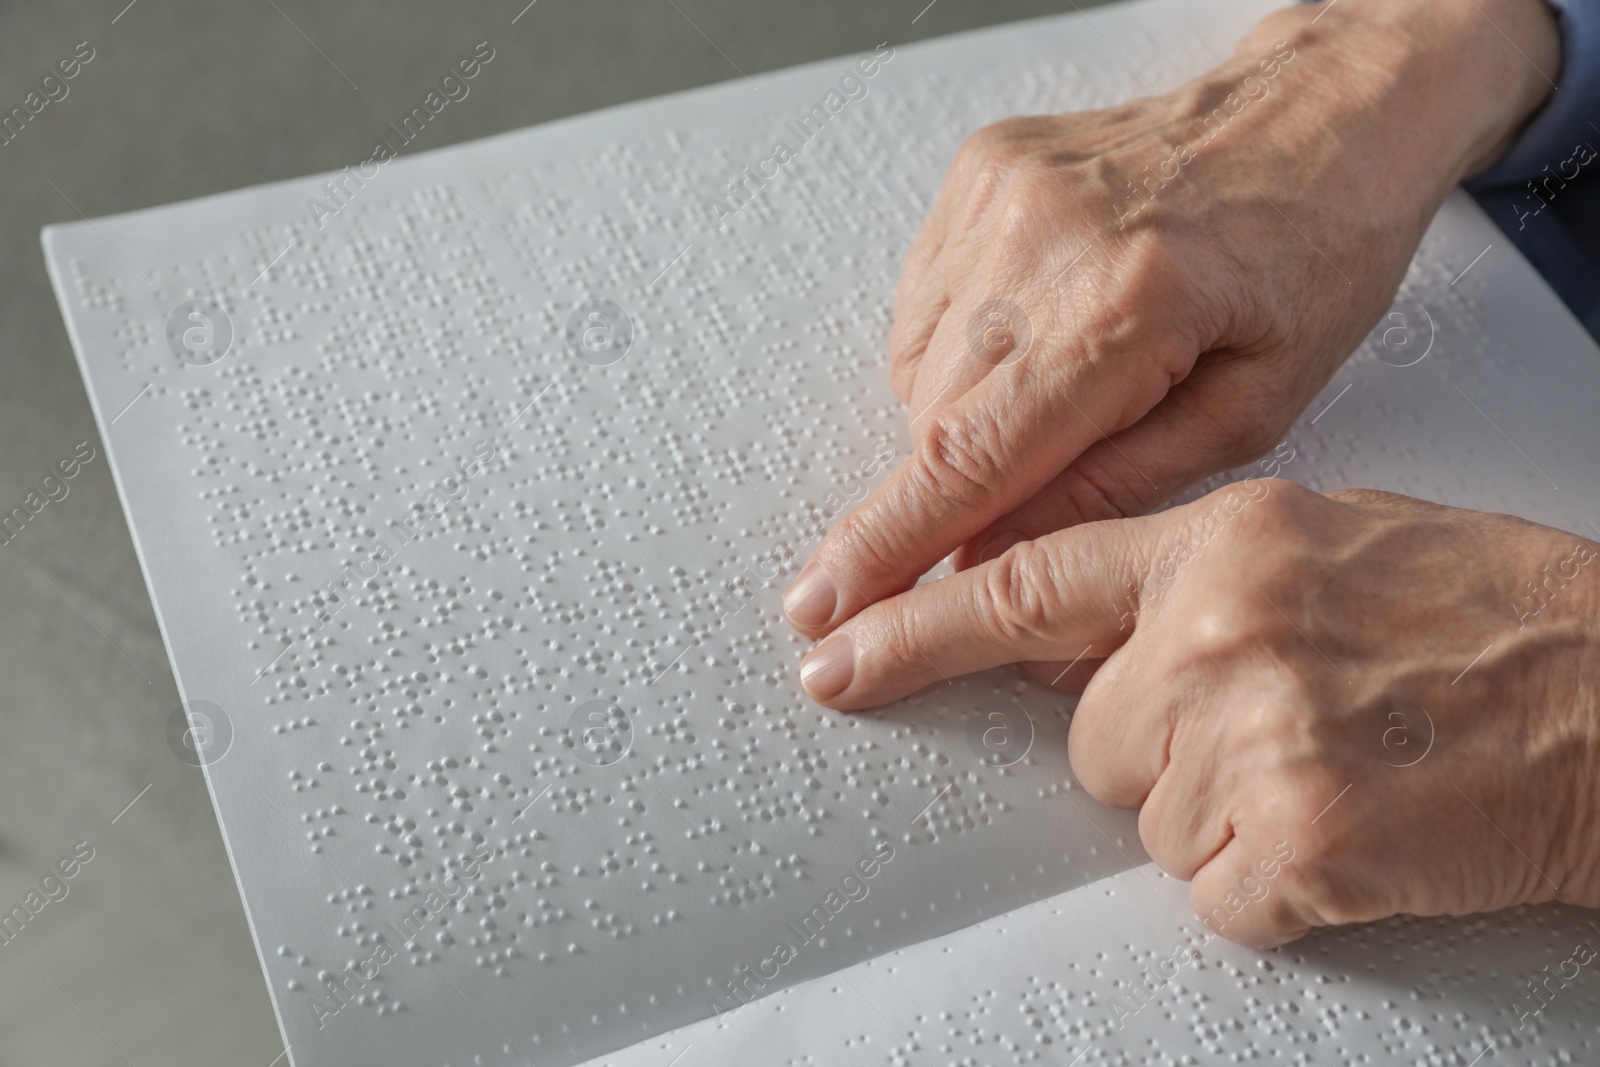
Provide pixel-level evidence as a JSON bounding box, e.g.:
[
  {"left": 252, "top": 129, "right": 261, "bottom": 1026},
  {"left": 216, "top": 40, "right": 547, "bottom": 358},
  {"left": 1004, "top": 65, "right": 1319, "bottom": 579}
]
[
  {"left": 783, "top": 336, "right": 1163, "bottom": 637},
  {"left": 798, "top": 509, "right": 1165, "bottom": 710}
]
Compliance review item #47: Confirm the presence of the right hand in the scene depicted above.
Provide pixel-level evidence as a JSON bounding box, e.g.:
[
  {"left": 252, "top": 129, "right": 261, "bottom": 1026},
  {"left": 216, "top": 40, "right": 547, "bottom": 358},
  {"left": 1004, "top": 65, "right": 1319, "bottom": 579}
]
[{"left": 800, "top": 479, "right": 1600, "bottom": 947}]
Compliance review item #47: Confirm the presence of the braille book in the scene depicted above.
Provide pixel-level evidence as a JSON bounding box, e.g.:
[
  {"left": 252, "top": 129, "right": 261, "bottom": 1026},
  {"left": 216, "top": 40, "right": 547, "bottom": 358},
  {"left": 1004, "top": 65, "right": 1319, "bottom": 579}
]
[{"left": 43, "top": 0, "right": 1600, "bottom": 1062}]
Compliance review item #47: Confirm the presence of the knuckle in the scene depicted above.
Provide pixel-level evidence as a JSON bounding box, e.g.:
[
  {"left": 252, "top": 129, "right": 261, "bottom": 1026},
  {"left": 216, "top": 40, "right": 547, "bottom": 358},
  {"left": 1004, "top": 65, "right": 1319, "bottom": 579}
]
[
  {"left": 867, "top": 609, "right": 923, "bottom": 680},
  {"left": 957, "top": 121, "right": 1001, "bottom": 156},
  {"left": 1272, "top": 840, "right": 1363, "bottom": 927},
  {"left": 1137, "top": 804, "right": 1187, "bottom": 879},
  {"left": 831, "top": 506, "right": 914, "bottom": 589},
  {"left": 992, "top": 190, "right": 1058, "bottom": 264},
  {"left": 1004, "top": 151, "right": 1059, "bottom": 192},
  {"left": 1068, "top": 745, "right": 1142, "bottom": 809},
  {"left": 964, "top": 142, "right": 1035, "bottom": 203},
  {"left": 959, "top": 123, "right": 1001, "bottom": 157},
  {"left": 1066, "top": 729, "right": 1122, "bottom": 807},
  {"left": 1226, "top": 478, "right": 1314, "bottom": 540},
  {"left": 982, "top": 541, "right": 1056, "bottom": 646},
  {"left": 1256, "top": 891, "right": 1314, "bottom": 946},
  {"left": 1159, "top": 604, "right": 1258, "bottom": 672},
  {"left": 1254, "top": 475, "right": 1316, "bottom": 506},
  {"left": 1164, "top": 604, "right": 1248, "bottom": 662},
  {"left": 1189, "top": 874, "right": 1304, "bottom": 947},
  {"left": 1322, "top": 486, "right": 1406, "bottom": 510},
  {"left": 1100, "top": 234, "right": 1180, "bottom": 305},
  {"left": 968, "top": 116, "right": 1040, "bottom": 156},
  {"left": 1074, "top": 297, "right": 1137, "bottom": 354},
  {"left": 1163, "top": 483, "right": 1275, "bottom": 565},
  {"left": 1252, "top": 778, "right": 1375, "bottom": 928},
  {"left": 971, "top": 153, "right": 1021, "bottom": 205},
  {"left": 914, "top": 412, "right": 1005, "bottom": 511},
  {"left": 994, "top": 194, "right": 1034, "bottom": 245},
  {"left": 887, "top": 315, "right": 927, "bottom": 372},
  {"left": 989, "top": 114, "right": 1048, "bottom": 141}
]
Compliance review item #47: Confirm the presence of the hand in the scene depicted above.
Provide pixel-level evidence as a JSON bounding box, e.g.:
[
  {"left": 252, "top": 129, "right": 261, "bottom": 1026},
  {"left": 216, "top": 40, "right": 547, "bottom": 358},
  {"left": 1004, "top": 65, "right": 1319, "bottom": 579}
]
[
  {"left": 782, "top": 0, "right": 1559, "bottom": 637},
  {"left": 797, "top": 479, "right": 1600, "bottom": 945}
]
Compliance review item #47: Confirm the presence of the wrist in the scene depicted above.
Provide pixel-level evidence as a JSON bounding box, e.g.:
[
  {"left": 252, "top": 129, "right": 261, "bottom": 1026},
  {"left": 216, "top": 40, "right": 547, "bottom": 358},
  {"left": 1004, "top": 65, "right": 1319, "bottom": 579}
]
[
  {"left": 1200, "top": 0, "right": 1559, "bottom": 209},
  {"left": 1314, "top": 0, "right": 1557, "bottom": 178}
]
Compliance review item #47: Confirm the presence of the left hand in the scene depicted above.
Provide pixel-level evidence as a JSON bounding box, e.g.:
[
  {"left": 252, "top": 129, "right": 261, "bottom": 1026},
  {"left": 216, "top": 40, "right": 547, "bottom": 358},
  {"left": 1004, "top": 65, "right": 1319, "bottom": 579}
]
[
  {"left": 797, "top": 479, "right": 1600, "bottom": 945},
  {"left": 779, "top": 0, "right": 1560, "bottom": 640}
]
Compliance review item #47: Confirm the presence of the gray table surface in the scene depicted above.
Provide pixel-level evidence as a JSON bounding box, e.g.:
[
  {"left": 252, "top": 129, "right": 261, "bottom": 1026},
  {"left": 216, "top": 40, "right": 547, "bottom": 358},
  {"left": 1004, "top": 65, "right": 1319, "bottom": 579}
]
[{"left": 0, "top": 1, "right": 1112, "bottom": 1063}]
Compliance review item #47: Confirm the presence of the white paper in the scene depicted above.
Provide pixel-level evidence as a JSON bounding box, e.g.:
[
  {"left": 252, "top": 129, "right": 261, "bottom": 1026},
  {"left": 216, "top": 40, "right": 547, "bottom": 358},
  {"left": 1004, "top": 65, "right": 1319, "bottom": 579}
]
[{"left": 42, "top": 0, "right": 1600, "bottom": 1063}]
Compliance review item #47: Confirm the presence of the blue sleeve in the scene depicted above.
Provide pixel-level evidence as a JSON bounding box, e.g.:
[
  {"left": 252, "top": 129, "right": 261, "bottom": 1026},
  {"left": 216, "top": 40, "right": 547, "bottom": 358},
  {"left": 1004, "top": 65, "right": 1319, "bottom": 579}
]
[
  {"left": 1468, "top": 0, "right": 1600, "bottom": 190},
  {"left": 1464, "top": 0, "right": 1600, "bottom": 338},
  {"left": 1300, "top": 0, "right": 1600, "bottom": 337}
]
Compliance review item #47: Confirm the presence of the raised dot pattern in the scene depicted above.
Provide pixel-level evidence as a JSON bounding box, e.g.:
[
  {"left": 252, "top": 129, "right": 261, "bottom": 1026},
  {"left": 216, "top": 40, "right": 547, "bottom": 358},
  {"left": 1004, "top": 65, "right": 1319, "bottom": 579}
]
[{"left": 41, "top": 0, "right": 1600, "bottom": 1064}]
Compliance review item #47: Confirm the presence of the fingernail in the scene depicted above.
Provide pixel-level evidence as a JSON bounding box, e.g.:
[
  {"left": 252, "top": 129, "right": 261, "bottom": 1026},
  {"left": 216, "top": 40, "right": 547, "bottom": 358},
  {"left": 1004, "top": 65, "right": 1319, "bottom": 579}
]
[
  {"left": 975, "top": 531, "right": 1022, "bottom": 564},
  {"left": 783, "top": 562, "right": 838, "bottom": 629},
  {"left": 800, "top": 633, "right": 855, "bottom": 701}
]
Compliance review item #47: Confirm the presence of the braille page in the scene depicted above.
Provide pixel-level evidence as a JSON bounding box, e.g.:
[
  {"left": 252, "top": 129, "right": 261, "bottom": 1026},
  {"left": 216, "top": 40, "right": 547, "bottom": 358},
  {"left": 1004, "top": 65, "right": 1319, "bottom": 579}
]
[
  {"left": 586, "top": 865, "right": 1600, "bottom": 1067},
  {"left": 40, "top": 0, "right": 1600, "bottom": 1063}
]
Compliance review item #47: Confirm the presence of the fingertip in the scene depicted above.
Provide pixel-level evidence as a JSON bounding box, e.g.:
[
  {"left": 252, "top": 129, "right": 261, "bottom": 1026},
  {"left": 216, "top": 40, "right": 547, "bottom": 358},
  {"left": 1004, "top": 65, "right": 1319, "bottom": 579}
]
[
  {"left": 783, "top": 561, "right": 840, "bottom": 634},
  {"left": 800, "top": 632, "right": 855, "bottom": 704},
  {"left": 800, "top": 608, "right": 940, "bottom": 713}
]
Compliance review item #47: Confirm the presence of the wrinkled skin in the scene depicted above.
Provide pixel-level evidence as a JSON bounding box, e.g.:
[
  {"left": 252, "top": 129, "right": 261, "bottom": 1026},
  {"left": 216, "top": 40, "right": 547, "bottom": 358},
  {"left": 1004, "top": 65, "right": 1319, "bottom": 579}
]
[
  {"left": 783, "top": 0, "right": 1560, "bottom": 638},
  {"left": 785, "top": 0, "right": 1594, "bottom": 944},
  {"left": 802, "top": 481, "right": 1600, "bottom": 945}
]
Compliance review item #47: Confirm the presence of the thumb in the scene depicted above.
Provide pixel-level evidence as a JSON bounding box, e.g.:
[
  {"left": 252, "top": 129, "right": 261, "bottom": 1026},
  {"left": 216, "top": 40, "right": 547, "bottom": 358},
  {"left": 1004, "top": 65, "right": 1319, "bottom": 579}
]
[{"left": 798, "top": 509, "right": 1165, "bottom": 711}]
